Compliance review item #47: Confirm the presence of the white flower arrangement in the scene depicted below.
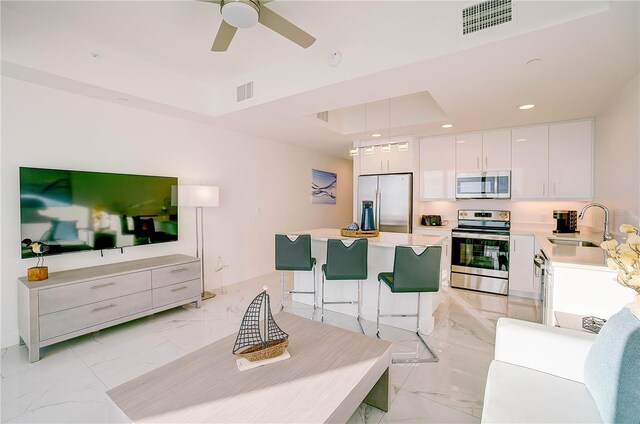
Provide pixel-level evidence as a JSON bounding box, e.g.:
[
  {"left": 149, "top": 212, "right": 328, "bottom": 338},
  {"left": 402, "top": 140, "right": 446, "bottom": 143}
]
[{"left": 601, "top": 224, "right": 640, "bottom": 294}]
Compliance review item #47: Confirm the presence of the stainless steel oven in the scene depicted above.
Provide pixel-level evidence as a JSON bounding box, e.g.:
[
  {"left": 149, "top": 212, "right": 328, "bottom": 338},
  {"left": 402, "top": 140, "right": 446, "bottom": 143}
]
[
  {"left": 451, "top": 210, "right": 510, "bottom": 295},
  {"left": 455, "top": 171, "right": 510, "bottom": 199}
]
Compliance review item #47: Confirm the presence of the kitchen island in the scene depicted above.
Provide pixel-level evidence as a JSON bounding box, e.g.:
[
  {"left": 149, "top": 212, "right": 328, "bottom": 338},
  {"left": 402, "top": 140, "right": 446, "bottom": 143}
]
[{"left": 292, "top": 228, "right": 446, "bottom": 334}]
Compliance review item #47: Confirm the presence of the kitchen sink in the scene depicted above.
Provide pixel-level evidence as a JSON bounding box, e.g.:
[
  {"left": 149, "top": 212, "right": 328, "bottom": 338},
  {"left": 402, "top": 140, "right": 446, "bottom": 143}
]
[{"left": 547, "top": 238, "right": 600, "bottom": 248}]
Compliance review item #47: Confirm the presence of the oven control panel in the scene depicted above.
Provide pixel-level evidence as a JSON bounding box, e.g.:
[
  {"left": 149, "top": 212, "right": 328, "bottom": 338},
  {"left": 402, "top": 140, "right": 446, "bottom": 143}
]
[{"left": 458, "top": 209, "right": 510, "bottom": 222}]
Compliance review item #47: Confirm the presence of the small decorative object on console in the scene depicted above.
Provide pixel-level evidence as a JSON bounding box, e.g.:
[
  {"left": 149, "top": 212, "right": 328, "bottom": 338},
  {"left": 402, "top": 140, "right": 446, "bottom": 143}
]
[
  {"left": 582, "top": 316, "right": 607, "bottom": 333},
  {"left": 233, "top": 286, "right": 289, "bottom": 363},
  {"left": 22, "top": 238, "right": 49, "bottom": 281}
]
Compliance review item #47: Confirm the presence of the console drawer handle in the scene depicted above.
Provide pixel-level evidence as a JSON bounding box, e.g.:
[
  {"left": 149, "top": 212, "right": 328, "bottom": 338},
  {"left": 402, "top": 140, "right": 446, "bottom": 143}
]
[
  {"left": 91, "top": 282, "right": 116, "bottom": 289},
  {"left": 170, "top": 268, "right": 188, "bottom": 273},
  {"left": 171, "top": 286, "right": 187, "bottom": 292},
  {"left": 92, "top": 304, "right": 116, "bottom": 312}
]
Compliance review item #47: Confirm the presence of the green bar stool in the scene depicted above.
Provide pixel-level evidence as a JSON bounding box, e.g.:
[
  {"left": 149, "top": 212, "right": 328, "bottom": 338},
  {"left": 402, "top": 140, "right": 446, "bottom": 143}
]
[
  {"left": 275, "top": 234, "right": 317, "bottom": 312},
  {"left": 377, "top": 245, "right": 442, "bottom": 363},
  {"left": 321, "top": 238, "right": 368, "bottom": 333}
]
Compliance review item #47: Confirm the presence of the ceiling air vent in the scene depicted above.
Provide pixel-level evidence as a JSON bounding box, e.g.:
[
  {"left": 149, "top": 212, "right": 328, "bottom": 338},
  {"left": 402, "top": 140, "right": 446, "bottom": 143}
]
[
  {"left": 236, "top": 81, "right": 254, "bottom": 102},
  {"left": 463, "top": 0, "right": 512, "bottom": 35},
  {"left": 316, "top": 111, "right": 329, "bottom": 123}
]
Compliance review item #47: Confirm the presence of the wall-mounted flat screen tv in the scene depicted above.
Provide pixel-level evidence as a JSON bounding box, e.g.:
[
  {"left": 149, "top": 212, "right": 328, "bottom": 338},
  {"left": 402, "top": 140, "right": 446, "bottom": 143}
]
[{"left": 20, "top": 167, "right": 178, "bottom": 258}]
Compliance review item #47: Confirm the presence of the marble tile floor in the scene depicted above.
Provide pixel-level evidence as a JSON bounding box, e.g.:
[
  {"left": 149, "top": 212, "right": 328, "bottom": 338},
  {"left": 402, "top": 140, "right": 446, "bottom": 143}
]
[{"left": 1, "top": 272, "right": 541, "bottom": 423}]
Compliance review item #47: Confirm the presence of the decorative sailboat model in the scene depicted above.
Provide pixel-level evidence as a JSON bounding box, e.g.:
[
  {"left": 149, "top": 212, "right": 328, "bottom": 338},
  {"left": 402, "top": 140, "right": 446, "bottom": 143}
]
[{"left": 233, "top": 287, "right": 289, "bottom": 363}]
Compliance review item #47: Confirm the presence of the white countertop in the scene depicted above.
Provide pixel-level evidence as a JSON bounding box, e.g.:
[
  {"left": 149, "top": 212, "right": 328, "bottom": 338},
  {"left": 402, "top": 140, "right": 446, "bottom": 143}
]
[
  {"left": 510, "top": 223, "right": 609, "bottom": 270},
  {"left": 299, "top": 228, "right": 445, "bottom": 247}
]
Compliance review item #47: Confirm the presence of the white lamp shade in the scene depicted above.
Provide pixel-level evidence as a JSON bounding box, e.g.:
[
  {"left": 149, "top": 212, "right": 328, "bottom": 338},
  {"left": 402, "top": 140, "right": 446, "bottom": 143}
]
[{"left": 178, "top": 185, "right": 220, "bottom": 208}]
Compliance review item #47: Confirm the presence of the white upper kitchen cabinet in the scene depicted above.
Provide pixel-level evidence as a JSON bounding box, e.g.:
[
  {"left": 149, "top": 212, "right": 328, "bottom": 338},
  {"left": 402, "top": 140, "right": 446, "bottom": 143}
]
[
  {"left": 511, "top": 125, "right": 549, "bottom": 199},
  {"left": 358, "top": 138, "right": 413, "bottom": 175},
  {"left": 508, "top": 234, "right": 535, "bottom": 298},
  {"left": 419, "top": 135, "right": 456, "bottom": 199},
  {"left": 482, "top": 129, "right": 511, "bottom": 171},
  {"left": 548, "top": 120, "right": 593, "bottom": 200},
  {"left": 455, "top": 133, "right": 483, "bottom": 172},
  {"left": 456, "top": 131, "right": 510, "bottom": 172}
]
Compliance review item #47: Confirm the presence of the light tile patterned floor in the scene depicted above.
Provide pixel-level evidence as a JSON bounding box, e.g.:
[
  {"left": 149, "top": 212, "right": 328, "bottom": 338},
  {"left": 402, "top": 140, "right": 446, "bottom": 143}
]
[{"left": 1, "top": 272, "right": 541, "bottom": 423}]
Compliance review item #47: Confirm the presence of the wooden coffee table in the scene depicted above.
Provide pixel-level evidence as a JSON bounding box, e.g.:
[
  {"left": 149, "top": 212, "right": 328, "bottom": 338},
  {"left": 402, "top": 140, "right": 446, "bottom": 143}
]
[{"left": 107, "top": 312, "right": 392, "bottom": 423}]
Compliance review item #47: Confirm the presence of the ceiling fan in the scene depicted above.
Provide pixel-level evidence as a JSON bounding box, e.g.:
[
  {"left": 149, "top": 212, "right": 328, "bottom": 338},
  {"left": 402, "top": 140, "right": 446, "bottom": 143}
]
[{"left": 202, "top": 0, "right": 316, "bottom": 52}]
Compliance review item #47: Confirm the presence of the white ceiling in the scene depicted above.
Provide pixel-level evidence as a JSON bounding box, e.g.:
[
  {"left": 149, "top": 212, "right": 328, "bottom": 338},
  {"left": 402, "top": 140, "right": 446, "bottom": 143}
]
[{"left": 2, "top": 1, "right": 638, "bottom": 158}]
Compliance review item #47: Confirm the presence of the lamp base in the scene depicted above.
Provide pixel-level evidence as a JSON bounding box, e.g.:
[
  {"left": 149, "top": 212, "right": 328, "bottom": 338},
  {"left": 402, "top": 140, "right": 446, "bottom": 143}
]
[{"left": 201, "top": 291, "right": 216, "bottom": 301}]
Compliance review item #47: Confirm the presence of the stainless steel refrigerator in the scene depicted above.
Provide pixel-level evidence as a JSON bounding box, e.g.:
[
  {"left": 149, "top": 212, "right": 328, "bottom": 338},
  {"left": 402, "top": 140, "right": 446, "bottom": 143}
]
[{"left": 357, "top": 173, "right": 413, "bottom": 233}]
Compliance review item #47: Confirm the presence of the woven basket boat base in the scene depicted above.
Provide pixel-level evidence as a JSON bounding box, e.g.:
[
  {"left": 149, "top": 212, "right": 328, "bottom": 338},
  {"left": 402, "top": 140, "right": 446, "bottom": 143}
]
[
  {"left": 236, "top": 339, "right": 289, "bottom": 362},
  {"left": 236, "top": 349, "right": 291, "bottom": 371}
]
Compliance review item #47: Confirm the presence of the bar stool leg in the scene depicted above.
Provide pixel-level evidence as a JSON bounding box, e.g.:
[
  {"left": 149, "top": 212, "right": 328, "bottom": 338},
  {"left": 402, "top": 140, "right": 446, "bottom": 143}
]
[
  {"left": 312, "top": 265, "right": 317, "bottom": 310},
  {"left": 356, "top": 280, "right": 365, "bottom": 334},
  {"left": 415, "top": 293, "right": 439, "bottom": 362},
  {"left": 280, "top": 270, "right": 285, "bottom": 311},
  {"left": 376, "top": 280, "right": 382, "bottom": 338},
  {"left": 321, "top": 272, "right": 326, "bottom": 322}
]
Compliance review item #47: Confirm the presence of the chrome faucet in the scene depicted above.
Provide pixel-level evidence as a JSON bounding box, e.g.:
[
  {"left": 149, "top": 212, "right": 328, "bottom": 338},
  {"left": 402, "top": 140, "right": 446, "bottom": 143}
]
[{"left": 578, "top": 203, "right": 612, "bottom": 241}]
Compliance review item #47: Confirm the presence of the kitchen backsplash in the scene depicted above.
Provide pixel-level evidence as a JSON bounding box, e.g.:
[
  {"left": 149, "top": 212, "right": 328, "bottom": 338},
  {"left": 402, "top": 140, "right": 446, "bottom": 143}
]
[
  {"left": 415, "top": 200, "right": 640, "bottom": 239},
  {"left": 415, "top": 200, "right": 598, "bottom": 226}
]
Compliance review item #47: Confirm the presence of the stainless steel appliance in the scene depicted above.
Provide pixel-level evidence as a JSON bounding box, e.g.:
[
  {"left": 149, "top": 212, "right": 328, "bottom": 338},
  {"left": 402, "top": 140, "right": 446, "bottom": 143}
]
[
  {"left": 421, "top": 215, "right": 447, "bottom": 227},
  {"left": 357, "top": 173, "right": 412, "bottom": 233},
  {"left": 451, "top": 209, "right": 511, "bottom": 295},
  {"left": 455, "top": 171, "right": 510, "bottom": 199},
  {"left": 553, "top": 210, "right": 579, "bottom": 234}
]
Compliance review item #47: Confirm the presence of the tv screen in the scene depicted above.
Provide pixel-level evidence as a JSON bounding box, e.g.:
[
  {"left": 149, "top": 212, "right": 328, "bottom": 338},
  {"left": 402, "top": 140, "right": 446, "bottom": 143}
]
[{"left": 20, "top": 167, "right": 178, "bottom": 258}]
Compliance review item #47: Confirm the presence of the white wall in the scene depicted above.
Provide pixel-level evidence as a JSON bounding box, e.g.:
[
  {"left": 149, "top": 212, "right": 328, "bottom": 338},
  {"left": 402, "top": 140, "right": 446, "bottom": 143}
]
[
  {"left": 1, "top": 77, "right": 353, "bottom": 348},
  {"left": 594, "top": 74, "right": 640, "bottom": 233}
]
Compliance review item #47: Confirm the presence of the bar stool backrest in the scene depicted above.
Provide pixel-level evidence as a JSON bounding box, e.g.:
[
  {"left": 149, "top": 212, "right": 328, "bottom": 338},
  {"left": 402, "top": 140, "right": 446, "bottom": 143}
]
[
  {"left": 392, "top": 245, "right": 441, "bottom": 293},
  {"left": 275, "top": 234, "right": 314, "bottom": 271},
  {"left": 325, "top": 238, "right": 368, "bottom": 280}
]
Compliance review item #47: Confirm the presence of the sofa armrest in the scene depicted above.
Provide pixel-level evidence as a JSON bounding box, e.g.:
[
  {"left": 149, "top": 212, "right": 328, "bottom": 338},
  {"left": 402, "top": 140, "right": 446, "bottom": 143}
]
[{"left": 494, "top": 318, "right": 597, "bottom": 383}]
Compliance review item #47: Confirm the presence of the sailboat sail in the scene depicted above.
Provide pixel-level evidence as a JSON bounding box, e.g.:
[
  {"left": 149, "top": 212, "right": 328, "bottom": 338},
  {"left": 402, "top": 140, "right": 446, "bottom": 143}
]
[
  {"left": 232, "top": 289, "right": 289, "bottom": 359},
  {"left": 232, "top": 291, "right": 266, "bottom": 354}
]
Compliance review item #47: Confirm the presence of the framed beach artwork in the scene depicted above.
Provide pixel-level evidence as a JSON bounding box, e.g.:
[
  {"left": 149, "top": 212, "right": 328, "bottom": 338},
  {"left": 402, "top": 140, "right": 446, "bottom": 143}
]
[{"left": 311, "top": 169, "right": 337, "bottom": 204}]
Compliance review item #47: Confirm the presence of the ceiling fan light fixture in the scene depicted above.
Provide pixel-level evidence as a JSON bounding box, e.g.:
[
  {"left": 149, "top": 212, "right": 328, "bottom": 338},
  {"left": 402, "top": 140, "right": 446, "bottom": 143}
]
[{"left": 221, "top": 0, "right": 259, "bottom": 29}]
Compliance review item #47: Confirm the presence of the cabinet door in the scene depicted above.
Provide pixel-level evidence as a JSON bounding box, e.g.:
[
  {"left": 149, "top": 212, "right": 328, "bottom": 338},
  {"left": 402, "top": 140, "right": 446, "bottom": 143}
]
[
  {"left": 508, "top": 235, "right": 534, "bottom": 296},
  {"left": 386, "top": 140, "right": 413, "bottom": 173},
  {"left": 482, "top": 130, "right": 511, "bottom": 171},
  {"left": 419, "top": 136, "right": 456, "bottom": 199},
  {"left": 455, "top": 133, "right": 482, "bottom": 172},
  {"left": 548, "top": 120, "right": 593, "bottom": 200},
  {"left": 441, "top": 235, "right": 452, "bottom": 285},
  {"left": 359, "top": 148, "right": 383, "bottom": 175},
  {"left": 511, "top": 126, "right": 549, "bottom": 199}
]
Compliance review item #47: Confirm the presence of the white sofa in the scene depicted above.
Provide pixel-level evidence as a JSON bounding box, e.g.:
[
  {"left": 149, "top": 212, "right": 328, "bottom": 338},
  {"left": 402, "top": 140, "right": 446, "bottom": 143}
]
[{"left": 482, "top": 318, "right": 603, "bottom": 423}]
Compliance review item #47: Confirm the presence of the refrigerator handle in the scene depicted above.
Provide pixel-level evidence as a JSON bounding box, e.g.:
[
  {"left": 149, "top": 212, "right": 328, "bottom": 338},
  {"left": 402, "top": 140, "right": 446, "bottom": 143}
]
[{"left": 376, "top": 189, "right": 381, "bottom": 230}]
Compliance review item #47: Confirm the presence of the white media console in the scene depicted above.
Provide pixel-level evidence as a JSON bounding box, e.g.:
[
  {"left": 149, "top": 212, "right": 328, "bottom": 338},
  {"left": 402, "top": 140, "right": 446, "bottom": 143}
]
[{"left": 18, "top": 254, "right": 202, "bottom": 362}]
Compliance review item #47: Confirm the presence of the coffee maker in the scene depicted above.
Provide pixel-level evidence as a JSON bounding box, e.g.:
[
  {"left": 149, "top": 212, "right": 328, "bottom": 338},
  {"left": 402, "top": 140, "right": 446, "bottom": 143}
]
[{"left": 553, "top": 210, "right": 579, "bottom": 234}]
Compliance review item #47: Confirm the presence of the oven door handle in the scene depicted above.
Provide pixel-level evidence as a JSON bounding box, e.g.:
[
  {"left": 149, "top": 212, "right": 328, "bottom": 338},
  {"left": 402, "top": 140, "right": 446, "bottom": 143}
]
[{"left": 452, "top": 232, "right": 510, "bottom": 241}]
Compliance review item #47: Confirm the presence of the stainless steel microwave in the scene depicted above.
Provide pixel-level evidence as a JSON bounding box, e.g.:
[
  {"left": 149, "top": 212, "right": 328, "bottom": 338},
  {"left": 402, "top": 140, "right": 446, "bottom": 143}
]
[{"left": 455, "top": 171, "right": 511, "bottom": 199}]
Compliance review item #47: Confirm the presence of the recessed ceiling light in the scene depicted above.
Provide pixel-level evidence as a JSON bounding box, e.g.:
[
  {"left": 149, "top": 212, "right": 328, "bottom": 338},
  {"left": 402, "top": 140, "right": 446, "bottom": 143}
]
[
  {"left": 526, "top": 58, "right": 542, "bottom": 65},
  {"left": 516, "top": 138, "right": 527, "bottom": 142},
  {"left": 117, "top": 98, "right": 129, "bottom": 102},
  {"left": 371, "top": 133, "right": 382, "bottom": 138},
  {"left": 519, "top": 104, "right": 535, "bottom": 110},
  {"left": 441, "top": 124, "right": 453, "bottom": 129}
]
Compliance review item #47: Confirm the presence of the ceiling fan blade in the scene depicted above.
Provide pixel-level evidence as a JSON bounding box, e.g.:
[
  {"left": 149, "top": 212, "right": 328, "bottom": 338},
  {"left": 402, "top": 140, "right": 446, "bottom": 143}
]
[
  {"left": 211, "top": 20, "right": 238, "bottom": 52},
  {"left": 258, "top": 5, "right": 316, "bottom": 48}
]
